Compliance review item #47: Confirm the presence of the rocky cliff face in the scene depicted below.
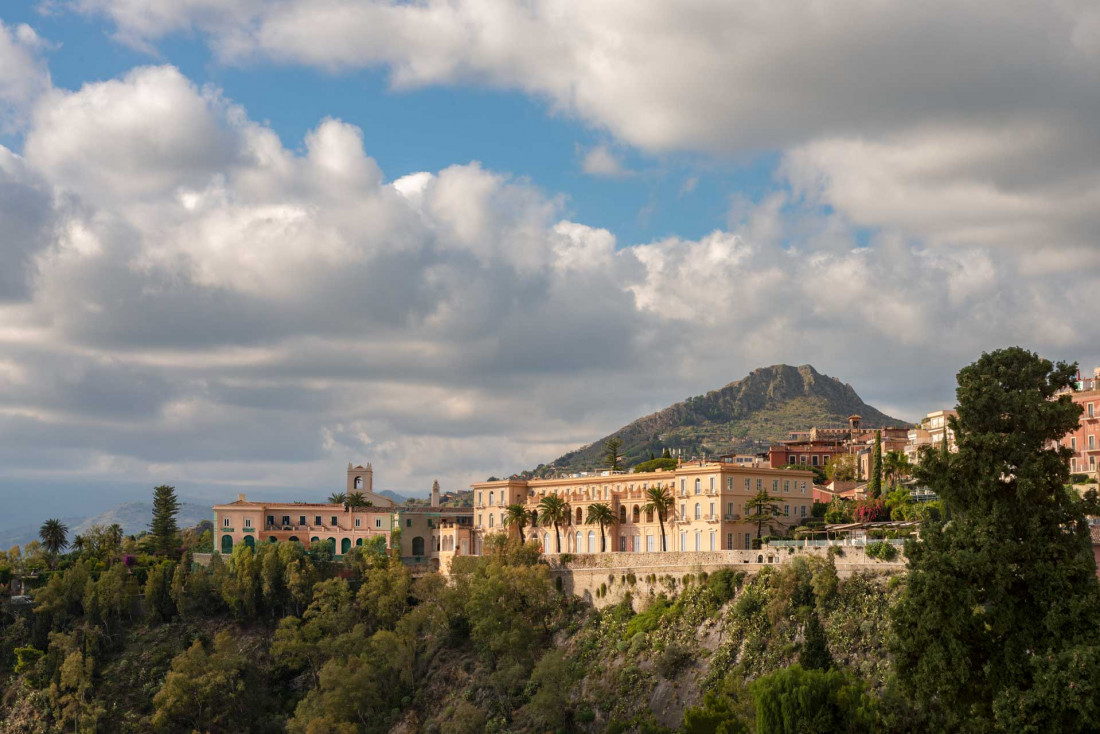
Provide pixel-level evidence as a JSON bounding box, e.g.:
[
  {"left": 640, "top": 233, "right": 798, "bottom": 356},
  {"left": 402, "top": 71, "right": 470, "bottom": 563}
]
[{"left": 534, "top": 364, "right": 909, "bottom": 476}]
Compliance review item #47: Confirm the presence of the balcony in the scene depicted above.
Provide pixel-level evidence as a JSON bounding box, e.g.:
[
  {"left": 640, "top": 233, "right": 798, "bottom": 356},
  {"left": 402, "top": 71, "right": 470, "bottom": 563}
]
[
  {"left": 723, "top": 514, "right": 742, "bottom": 523},
  {"left": 704, "top": 514, "right": 719, "bottom": 523}
]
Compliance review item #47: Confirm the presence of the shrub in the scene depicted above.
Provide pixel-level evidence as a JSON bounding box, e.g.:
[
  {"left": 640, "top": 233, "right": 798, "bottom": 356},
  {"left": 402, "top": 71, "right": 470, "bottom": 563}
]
[
  {"left": 626, "top": 573, "right": 637, "bottom": 586},
  {"left": 632, "top": 457, "right": 678, "bottom": 473},
  {"left": 866, "top": 541, "right": 898, "bottom": 561},
  {"left": 706, "top": 569, "right": 744, "bottom": 605},
  {"left": 656, "top": 641, "right": 693, "bottom": 679},
  {"left": 625, "top": 596, "right": 672, "bottom": 638}
]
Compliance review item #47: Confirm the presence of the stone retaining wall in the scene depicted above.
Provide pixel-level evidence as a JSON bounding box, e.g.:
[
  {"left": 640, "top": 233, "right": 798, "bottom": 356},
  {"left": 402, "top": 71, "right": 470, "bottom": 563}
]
[{"left": 550, "top": 547, "right": 905, "bottom": 609}]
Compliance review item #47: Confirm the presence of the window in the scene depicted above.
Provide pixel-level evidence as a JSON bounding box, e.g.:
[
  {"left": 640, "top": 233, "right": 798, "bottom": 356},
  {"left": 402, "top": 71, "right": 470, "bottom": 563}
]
[
  {"left": 812, "top": 455, "right": 819, "bottom": 466},
  {"left": 1090, "top": 403, "right": 1095, "bottom": 418},
  {"left": 710, "top": 532, "right": 716, "bottom": 551},
  {"left": 800, "top": 455, "right": 807, "bottom": 464},
  {"left": 694, "top": 478, "right": 701, "bottom": 495},
  {"left": 801, "top": 505, "right": 807, "bottom": 517},
  {"left": 1092, "top": 456, "right": 1097, "bottom": 470},
  {"left": 282, "top": 515, "right": 291, "bottom": 526},
  {"left": 680, "top": 503, "right": 686, "bottom": 519},
  {"left": 1090, "top": 435, "right": 1096, "bottom": 450},
  {"left": 784, "top": 505, "right": 790, "bottom": 516},
  {"left": 330, "top": 516, "right": 337, "bottom": 526},
  {"left": 355, "top": 476, "right": 363, "bottom": 489},
  {"left": 477, "top": 514, "right": 482, "bottom": 527},
  {"left": 727, "top": 532, "right": 733, "bottom": 550},
  {"left": 728, "top": 477, "right": 733, "bottom": 490},
  {"left": 407, "top": 519, "right": 413, "bottom": 528},
  {"left": 680, "top": 479, "right": 686, "bottom": 494},
  {"left": 756, "top": 479, "right": 762, "bottom": 491},
  {"left": 727, "top": 502, "right": 734, "bottom": 517},
  {"left": 709, "top": 502, "right": 715, "bottom": 517},
  {"left": 772, "top": 480, "right": 779, "bottom": 492},
  {"left": 223, "top": 517, "right": 230, "bottom": 527},
  {"left": 620, "top": 536, "right": 627, "bottom": 552},
  {"left": 619, "top": 506, "right": 627, "bottom": 523},
  {"left": 314, "top": 516, "right": 321, "bottom": 525},
  {"left": 694, "top": 503, "right": 701, "bottom": 520},
  {"left": 745, "top": 533, "right": 752, "bottom": 550},
  {"left": 823, "top": 455, "right": 830, "bottom": 465},
  {"left": 680, "top": 533, "right": 687, "bottom": 551},
  {"left": 489, "top": 514, "right": 494, "bottom": 528},
  {"left": 477, "top": 491, "right": 483, "bottom": 505},
  {"left": 375, "top": 518, "right": 382, "bottom": 528},
  {"left": 745, "top": 478, "right": 751, "bottom": 490},
  {"left": 800, "top": 481, "right": 807, "bottom": 493},
  {"left": 245, "top": 518, "right": 252, "bottom": 528},
  {"left": 709, "top": 477, "right": 715, "bottom": 492},
  {"left": 694, "top": 531, "right": 701, "bottom": 551},
  {"left": 299, "top": 515, "right": 306, "bottom": 526},
  {"left": 267, "top": 515, "right": 274, "bottom": 526},
  {"left": 355, "top": 518, "right": 361, "bottom": 527},
  {"left": 489, "top": 491, "right": 494, "bottom": 506},
  {"left": 784, "top": 480, "right": 790, "bottom": 493}
]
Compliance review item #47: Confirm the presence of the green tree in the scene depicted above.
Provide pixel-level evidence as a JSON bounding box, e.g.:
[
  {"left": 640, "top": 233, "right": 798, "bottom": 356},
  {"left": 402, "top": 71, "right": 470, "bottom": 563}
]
[
  {"left": 585, "top": 502, "right": 616, "bottom": 552},
  {"left": 345, "top": 491, "right": 370, "bottom": 509},
  {"left": 144, "top": 560, "right": 176, "bottom": 623},
  {"left": 502, "top": 503, "right": 531, "bottom": 543},
  {"left": 750, "top": 664, "right": 874, "bottom": 734},
  {"left": 891, "top": 348, "right": 1100, "bottom": 732},
  {"left": 536, "top": 494, "right": 569, "bottom": 554},
  {"left": 826, "top": 454, "right": 858, "bottom": 482},
  {"left": 799, "top": 612, "right": 833, "bottom": 671},
  {"left": 883, "top": 450, "right": 911, "bottom": 488},
  {"left": 604, "top": 437, "right": 623, "bottom": 472},
  {"left": 39, "top": 518, "right": 69, "bottom": 557},
  {"left": 150, "top": 484, "right": 180, "bottom": 556},
  {"left": 327, "top": 492, "right": 346, "bottom": 505},
  {"left": 745, "top": 490, "right": 782, "bottom": 540},
  {"left": 642, "top": 483, "right": 675, "bottom": 552},
  {"left": 869, "top": 430, "right": 883, "bottom": 498}
]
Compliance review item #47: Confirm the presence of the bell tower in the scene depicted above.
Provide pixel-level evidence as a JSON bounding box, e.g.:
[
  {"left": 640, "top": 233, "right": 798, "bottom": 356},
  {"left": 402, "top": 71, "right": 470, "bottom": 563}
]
[{"left": 347, "top": 462, "right": 373, "bottom": 493}]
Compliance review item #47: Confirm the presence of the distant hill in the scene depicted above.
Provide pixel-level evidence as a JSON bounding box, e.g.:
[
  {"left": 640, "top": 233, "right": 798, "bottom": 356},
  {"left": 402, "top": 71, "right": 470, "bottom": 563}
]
[
  {"left": 0, "top": 501, "right": 211, "bottom": 550},
  {"left": 529, "top": 364, "right": 910, "bottom": 477}
]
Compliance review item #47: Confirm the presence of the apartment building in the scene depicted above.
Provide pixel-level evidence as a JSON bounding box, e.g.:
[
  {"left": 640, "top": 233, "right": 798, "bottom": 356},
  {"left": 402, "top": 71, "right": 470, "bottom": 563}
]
[
  {"left": 471, "top": 462, "right": 815, "bottom": 556},
  {"left": 905, "top": 410, "right": 957, "bottom": 465},
  {"left": 1057, "top": 368, "right": 1100, "bottom": 477}
]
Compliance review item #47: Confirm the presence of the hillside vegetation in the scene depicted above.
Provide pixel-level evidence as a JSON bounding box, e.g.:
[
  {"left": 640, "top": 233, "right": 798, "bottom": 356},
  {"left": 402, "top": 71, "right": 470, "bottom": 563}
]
[{"left": 530, "top": 364, "right": 910, "bottom": 477}]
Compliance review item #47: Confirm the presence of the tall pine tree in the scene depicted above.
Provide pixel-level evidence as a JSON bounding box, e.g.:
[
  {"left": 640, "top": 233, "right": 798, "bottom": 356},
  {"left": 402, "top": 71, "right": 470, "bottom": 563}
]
[
  {"left": 890, "top": 348, "right": 1100, "bottom": 732},
  {"left": 150, "top": 484, "right": 181, "bottom": 557}
]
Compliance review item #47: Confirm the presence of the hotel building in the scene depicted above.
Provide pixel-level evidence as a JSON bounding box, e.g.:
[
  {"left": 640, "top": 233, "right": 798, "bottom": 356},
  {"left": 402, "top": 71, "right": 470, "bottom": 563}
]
[
  {"left": 471, "top": 462, "right": 815, "bottom": 556},
  {"left": 212, "top": 464, "right": 474, "bottom": 569}
]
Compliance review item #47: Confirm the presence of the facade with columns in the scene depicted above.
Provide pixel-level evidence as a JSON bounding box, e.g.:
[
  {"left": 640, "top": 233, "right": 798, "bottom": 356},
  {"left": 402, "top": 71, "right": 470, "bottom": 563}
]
[{"left": 471, "top": 462, "right": 815, "bottom": 556}]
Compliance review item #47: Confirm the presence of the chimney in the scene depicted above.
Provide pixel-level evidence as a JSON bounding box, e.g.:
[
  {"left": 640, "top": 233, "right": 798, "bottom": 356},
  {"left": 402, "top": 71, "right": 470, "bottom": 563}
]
[
  {"left": 431, "top": 480, "right": 441, "bottom": 507},
  {"left": 237, "top": 493, "right": 246, "bottom": 502}
]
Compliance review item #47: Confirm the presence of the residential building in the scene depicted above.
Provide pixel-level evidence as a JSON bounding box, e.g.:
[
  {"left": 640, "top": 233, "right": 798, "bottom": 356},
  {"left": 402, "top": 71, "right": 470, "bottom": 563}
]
[
  {"left": 1056, "top": 368, "right": 1100, "bottom": 477},
  {"left": 905, "top": 410, "right": 957, "bottom": 465},
  {"left": 471, "top": 462, "right": 815, "bottom": 556}
]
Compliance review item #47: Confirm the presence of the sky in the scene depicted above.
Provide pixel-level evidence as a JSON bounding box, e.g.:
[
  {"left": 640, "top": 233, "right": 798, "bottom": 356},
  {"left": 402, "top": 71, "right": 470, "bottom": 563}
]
[{"left": 2, "top": 1, "right": 1100, "bottom": 527}]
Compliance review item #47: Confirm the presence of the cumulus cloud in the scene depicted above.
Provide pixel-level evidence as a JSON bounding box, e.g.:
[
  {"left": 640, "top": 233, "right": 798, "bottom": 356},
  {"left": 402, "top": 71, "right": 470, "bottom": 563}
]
[
  {"left": 0, "top": 20, "right": 51, "bottom": 132},
  {"left": 2, "top": 49, "right": 1099, "bottom": 518}
]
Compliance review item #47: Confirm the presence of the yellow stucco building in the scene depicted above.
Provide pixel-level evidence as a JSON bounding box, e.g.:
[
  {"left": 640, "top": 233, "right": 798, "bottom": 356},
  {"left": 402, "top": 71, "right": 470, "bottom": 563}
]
[{"left": 471, "top": 462, "right": 815, "bottom": 556}]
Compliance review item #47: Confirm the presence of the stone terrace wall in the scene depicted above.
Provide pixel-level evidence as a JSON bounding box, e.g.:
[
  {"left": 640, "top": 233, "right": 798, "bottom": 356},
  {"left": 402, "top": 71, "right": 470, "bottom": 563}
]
[{"left": 550, "top": 547, "right": 906, "bottom": 609}]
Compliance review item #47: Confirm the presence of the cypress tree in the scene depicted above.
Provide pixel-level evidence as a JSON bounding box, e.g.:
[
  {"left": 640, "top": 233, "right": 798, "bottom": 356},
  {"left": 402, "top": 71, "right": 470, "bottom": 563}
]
[
  {"left": 869, "top": 430, "right": 882, "bottom": 498},
  {"left": 150, "top": 484, "right": 181, "bottom": 557},
  {"left": 891, "top": 348, "right": 1100, "bottom": 731}
]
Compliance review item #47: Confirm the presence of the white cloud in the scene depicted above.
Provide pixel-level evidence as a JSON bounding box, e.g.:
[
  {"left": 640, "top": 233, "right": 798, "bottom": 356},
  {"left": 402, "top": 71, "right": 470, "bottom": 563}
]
[
  {"left": 2, "top": 57, "right": 1100, "bottom": 518},
  {"left": 0, "top": 20, "right": 51, "bottom": 132},
  {"left": 581, "top": 145, "right": 631, "bottom": 178}
]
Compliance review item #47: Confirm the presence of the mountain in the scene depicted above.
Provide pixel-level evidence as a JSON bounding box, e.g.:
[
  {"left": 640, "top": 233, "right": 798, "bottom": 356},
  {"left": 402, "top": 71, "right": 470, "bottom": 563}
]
[
  {"left": 0, "top": 501, "right": 211, "bottom": 550},
  {"left": 531, "top": 364, "right": 910, "bottom": 476}
]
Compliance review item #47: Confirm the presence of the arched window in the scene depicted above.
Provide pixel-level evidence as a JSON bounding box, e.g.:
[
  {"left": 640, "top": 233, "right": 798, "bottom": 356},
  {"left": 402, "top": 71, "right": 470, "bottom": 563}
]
[
  {"left": 341, "top": 538, "right": 351, "bottom": 555},
  {"left": 489, "top": 514, "right": 494, "bottom": 528},
  {"left": 646, "top": 509, "right": 654, "bottom": 523},
  {"left": 310, "top": 536, "right": 319, "bottom": 544},
  {"left": 694, "top": 503, "right": 701, "bottom": 520},
  {"left": 412, "top": 536, "right": 425, "bottom": 556},
  {"left": 575, "top": 531, "right": 582, "bottom": 551},
  {"left": 354, "top": 476, "right": 363, "bottom": 489},
  {"left": 220, "top": 535, "right": 233, "bottom": 553},
  {"left": 531, "top": 509, "right": 538, "bottom": 525},
  {"left": 588, "top": 531, "right": 596, "bottom": 553},
  {"left": 576, "top": 507, "right": 583, "bottom": 524},
  {"left": 355, "top": 538, "right": 363, "bottom": 546},
  {"left": 632, "top": 505, "right": 640, "bottom": 523},
  {"left": 288, "top": 536, "right": 299, "bottom": 543},
  {"left": 694, "top": 478, "right": 701, "bottom": 495},
  {"left": 489, "top": 491, "right": 495, "bottom": 506},
  {"left": 619, "top": 506, "right": 627, "bottom": 523},
  {"left": 243, "top": 535, "right": 255, "bottom": 549}
]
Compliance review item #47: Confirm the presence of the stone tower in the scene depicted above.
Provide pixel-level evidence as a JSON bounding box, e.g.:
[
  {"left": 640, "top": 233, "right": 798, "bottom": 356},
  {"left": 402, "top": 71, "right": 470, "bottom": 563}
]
[
  {"left": 431, "top": 480, "right": 440, "bottom": 507},
  {"left": 347, "top": 462, "right": 374, "bottom": 493}
]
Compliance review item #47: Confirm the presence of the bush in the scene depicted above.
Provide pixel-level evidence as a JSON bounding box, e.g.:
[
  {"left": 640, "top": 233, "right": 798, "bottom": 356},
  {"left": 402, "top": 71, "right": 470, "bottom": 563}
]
[
  {"left": 624, "top": 596, "right": 671, "bottom": 638},
  {"left": 866, "top": 541, "right": 898, "bottom": 561},
  {"left": 632, "top": 457, "right": 678, "bottom": 473},
  {"left": 656, "top": 641, "right": 693, "bottom": 679},
  {"left": 706, "top": 568, "right": 744, "bottom": 604}
]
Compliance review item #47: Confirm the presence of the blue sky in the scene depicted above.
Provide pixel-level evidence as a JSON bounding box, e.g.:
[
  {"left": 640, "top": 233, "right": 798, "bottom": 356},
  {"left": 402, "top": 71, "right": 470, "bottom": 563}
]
[
  {"left": 1, "top": 0, "right": 1099, "bottom": 529},
  {"left": 4, "top": 1, "right": 781, "bottom": 247}
]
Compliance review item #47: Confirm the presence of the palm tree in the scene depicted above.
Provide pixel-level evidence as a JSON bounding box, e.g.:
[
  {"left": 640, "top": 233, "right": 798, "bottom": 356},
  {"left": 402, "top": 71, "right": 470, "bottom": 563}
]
[
  {"left": 503, "top": 504, "right": 531, "bottom": 543},
  {"left": 642, "top": 484, "right": 675, "bottom": 552},
  {"left": 745, "top": 490, "right": 782, "bottom": 541},
  {"left": 345, "top": 491, "right": 369, "bottom": 509},
  {"left": 39, "top": 518, "right": 69, "bottom": 555},
  {"left": 585, "top": 503, "right": 616, "bottom": 552},
  {"left": 883, "top": 450, "right": 912, "bottom": 489},
  {"left": 327, "top": 492, "right": 347, "bottom": 505},
  {"left": 71, "top": 535, "right": 86, "bottom": 553},
  {"left": 537, "top": 495, "right": 569, "bottom": 554}
]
